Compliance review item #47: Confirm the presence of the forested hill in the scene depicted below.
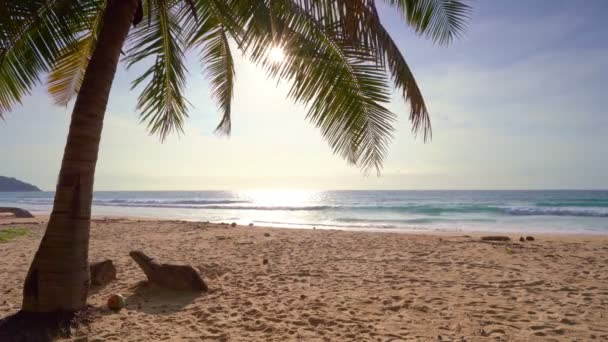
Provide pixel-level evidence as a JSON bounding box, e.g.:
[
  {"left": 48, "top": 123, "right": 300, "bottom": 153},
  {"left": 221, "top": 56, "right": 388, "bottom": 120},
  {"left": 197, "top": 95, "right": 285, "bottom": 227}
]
[{"left": 0, "top": 176, "right": 41, "bottom": 192}]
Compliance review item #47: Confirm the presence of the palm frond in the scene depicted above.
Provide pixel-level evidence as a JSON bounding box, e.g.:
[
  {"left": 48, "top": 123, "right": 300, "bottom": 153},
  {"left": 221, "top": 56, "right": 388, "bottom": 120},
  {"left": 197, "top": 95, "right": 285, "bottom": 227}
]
[
  {"left": 201, "top": 26, "right": 235, "bottom": 135},
  {"left": 283, "top": 0, "right": 470, "bottom": 140},
  {"left": 185, "top": 0, "right": 235, "bottom": 135},
  {"left": 384, "top": 0, "right": 472, "bottom": 45},
  {"left": 0, "top": 0, "right": 99, "bottom": 117},
  {"left": 47, "top": 1, "right": 106, "bottom": 106},
  {"left": 0, "top": 0, "right": 469, "bottom": 175},
  {"left": 126, "top": 0, "right": 189, "bottom": 140},
  {"left": 353, "top": 0, "right": 431, "bottom": 139},
  {"left": 234, "top": 0, "right": 396, "bottom": 173}
]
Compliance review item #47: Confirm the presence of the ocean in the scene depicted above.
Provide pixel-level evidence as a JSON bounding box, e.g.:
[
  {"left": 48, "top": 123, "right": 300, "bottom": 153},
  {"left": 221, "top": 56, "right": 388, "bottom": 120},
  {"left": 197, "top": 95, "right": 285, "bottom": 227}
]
[{"left": 1, "top": 190, "right": 607, "bottom": 234}]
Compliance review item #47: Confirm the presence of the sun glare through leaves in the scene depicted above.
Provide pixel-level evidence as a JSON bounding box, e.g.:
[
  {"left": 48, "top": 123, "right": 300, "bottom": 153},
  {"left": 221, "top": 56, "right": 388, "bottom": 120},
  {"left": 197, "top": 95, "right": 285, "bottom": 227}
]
[{"left": 268, "top": 46, "right": 285, "bottom": 64}]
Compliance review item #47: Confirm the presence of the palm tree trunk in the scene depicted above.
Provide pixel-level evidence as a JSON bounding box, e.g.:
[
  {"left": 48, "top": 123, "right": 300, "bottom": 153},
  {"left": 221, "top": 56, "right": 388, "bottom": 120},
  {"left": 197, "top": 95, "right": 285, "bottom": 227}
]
[{"left": 22, "top": 0, "right": 139, "bottom": 312}]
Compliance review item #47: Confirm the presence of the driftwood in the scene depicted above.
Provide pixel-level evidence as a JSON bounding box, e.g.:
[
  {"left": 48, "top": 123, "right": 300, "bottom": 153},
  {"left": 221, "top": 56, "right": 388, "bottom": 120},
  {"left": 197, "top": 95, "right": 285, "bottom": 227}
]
[
  {"left": 480, "top": 236, "right": 511, "bottom": 242},
  {"left": 0, "top": 207, "right": 34, "bottom": 218},
  {"left": 129, "top": 251, "right": 208, "bottom": 292},
  {"left": 90, "top": 260, "right": 116, "bottom": 286}
]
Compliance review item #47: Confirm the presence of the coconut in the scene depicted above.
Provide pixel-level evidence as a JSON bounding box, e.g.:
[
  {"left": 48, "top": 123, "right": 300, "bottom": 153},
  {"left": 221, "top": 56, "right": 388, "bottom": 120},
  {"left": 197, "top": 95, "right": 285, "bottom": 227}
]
[{"left": 107, "top": 293, "right": 126, "bottom": 311}]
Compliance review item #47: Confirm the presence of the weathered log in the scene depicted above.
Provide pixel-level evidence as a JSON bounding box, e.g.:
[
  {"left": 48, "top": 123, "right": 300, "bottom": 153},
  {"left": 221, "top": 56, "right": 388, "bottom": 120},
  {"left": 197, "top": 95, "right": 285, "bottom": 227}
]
[
  {"left": 0, "top": 207, "right": 34, "bottom": 218},
  {"left": 480, "top": 236, "right": 511, "bottom": 242},
  {"left": 90, "top": 259, "right": 116, "bottom": 286},
  {"left": 129, "top": 251, "right": 208, "bottom": 292}
]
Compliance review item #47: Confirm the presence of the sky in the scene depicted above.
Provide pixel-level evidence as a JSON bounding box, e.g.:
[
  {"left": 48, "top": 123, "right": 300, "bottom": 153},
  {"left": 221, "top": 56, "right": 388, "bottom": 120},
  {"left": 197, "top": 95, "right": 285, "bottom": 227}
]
[{"left": 1, "top": 0, "right": 607, "bottom": 191}]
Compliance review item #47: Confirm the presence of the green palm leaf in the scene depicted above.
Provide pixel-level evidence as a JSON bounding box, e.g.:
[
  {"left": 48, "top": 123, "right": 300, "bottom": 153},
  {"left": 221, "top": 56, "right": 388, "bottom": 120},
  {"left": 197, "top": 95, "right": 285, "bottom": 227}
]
[
  {"left": 234, "top": 0, "right": 396, "bottom": 173},
  {"left": 186, "top": 0, "right": 236, "bottom": 135},
  {"left": 126, "top": 0, "right": 189, "bottom": 139},
  {"left": 47, "top": 1, "right": 106, "bottom": 106},
  {"left": 0, "top": 0, "right": 99, "bottom": 117},
  {"left": 2, "top": 0, "right": 471, "bottom": 173},
  {"left": 384, "top": 0, "right": 472, "bottom": 45},
  {"left": 200, "top": 26, "right": 235, "bottom": 134},
  {"left": 351, "top": 0, "right": 432, "bottom": 139}
]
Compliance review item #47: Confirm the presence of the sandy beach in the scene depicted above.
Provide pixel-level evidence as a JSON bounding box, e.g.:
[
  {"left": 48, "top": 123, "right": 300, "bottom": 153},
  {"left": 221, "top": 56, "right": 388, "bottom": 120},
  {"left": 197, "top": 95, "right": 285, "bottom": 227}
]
[{"left": 1, "top": 216, "right": 607, "bottom": 341}]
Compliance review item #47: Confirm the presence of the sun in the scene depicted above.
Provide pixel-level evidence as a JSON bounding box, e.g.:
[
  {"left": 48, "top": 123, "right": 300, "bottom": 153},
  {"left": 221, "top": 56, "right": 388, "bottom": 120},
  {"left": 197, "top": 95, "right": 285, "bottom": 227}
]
[{"left": 268, "top": 46, "right": 285, "bottom": 64}]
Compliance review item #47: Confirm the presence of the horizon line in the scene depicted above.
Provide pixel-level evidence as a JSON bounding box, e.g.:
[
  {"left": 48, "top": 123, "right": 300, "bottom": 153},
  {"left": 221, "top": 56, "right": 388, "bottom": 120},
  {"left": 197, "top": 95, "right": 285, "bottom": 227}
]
[{"left": 21, "top": 188, "right": 608, "bottom": 193}]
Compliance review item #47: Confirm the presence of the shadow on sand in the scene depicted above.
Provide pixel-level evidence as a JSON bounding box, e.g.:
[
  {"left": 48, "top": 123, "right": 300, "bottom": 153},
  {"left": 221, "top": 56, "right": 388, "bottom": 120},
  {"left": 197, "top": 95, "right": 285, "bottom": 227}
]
[
  {"left": 0, "top": 282, "right": 202, "bottom": 341},
  {"left": 0, "top": 309, "right": 89, "bottom": 342},
  {"left": 123, "top": 281, "right": 202, "bottom": 315}
]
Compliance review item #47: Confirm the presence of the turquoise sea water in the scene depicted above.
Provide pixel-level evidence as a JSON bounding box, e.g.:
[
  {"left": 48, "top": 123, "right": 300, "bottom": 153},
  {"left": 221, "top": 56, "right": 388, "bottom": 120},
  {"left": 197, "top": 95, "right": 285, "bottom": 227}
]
[{"left": 1, "top": 190, "right": 607, "bottom": 234}]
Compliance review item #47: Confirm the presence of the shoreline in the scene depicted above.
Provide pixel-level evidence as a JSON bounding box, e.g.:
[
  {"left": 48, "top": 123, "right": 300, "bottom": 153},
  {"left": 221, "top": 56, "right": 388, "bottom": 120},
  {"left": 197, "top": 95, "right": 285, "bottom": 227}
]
[
  {"left": 3, "top": 189, "right": 608, "bottom": 236},
  {"left": 1, "top": 216, "right": 607, "bottom": 340},
  {"left": 3, "top": 213, "right": 607, "bottom": 238}
]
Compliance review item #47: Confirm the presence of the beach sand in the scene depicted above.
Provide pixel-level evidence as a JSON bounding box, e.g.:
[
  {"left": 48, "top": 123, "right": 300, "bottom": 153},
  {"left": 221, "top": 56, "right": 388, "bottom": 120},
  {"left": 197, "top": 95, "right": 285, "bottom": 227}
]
[{"left": 1, "top": 217, "right": 607, "bottom": 341}]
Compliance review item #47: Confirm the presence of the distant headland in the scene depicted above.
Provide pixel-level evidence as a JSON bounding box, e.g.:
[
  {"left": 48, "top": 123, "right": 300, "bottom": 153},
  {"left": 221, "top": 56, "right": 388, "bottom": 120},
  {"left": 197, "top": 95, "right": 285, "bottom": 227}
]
[{"left": 0, "top": 176, "right": 41, "bottom": 192}]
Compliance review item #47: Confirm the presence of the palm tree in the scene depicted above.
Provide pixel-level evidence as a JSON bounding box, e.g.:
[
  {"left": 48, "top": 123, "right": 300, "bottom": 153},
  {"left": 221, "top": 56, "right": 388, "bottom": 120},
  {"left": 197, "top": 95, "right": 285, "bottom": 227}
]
[{"left": 0, "top": 0, "right": 470, "bottom": 314}]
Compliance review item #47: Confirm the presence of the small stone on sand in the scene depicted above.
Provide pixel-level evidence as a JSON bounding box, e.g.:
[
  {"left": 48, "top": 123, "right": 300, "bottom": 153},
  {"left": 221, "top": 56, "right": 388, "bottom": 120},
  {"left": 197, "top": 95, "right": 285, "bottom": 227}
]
[
  {"left": 90, "top": 259, "right": 117, "bottom": 286},
  {"left": 307, "top": 317, "right": 323, "bottom": 326}
]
